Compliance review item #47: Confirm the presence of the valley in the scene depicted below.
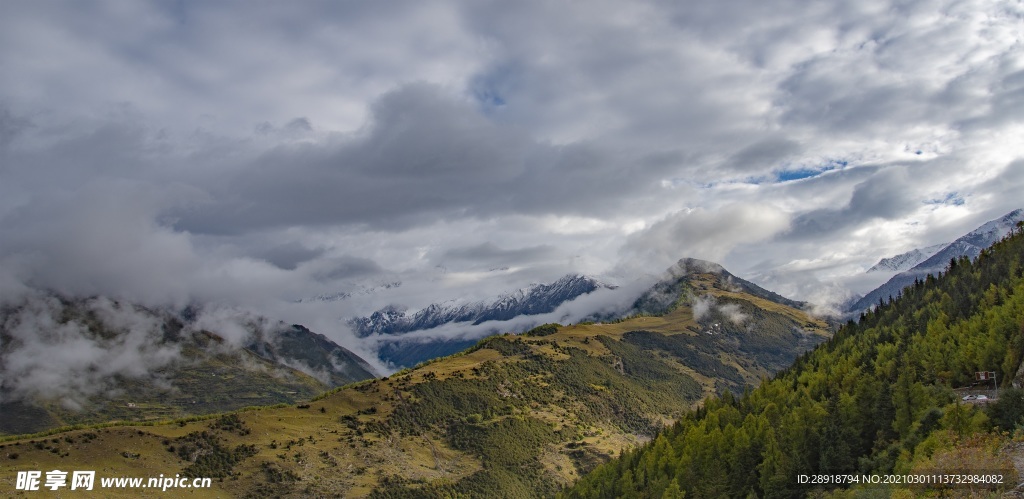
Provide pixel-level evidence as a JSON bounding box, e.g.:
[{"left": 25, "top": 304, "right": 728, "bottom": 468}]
[{"left": 0, "top": 262, "right": 829, "bottom": 497}]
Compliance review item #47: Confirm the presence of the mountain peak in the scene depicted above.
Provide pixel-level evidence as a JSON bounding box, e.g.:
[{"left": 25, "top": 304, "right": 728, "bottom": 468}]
[
  {"left": 673, "top": 257, "right": 726, "bottom": 275},
  {"left": 630, "top": 258, "right": 804, "bottom": 317},
  {"left": 867, "top": 242, "right": 948, "bottom": 273}
]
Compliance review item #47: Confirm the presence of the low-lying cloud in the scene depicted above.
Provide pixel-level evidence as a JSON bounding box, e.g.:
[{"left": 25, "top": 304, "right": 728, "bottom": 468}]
[
  {"left": 691, "top": 294, "right": 748, "bottom": 326},
  {"left": 0, "top": 294, "right": 180, "bottom": 409}
]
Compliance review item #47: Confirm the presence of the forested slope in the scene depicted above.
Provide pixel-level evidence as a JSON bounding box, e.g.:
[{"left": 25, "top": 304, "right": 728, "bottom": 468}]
[{"left": 565, "top": 224, "right": 1024, "bottom": 498}]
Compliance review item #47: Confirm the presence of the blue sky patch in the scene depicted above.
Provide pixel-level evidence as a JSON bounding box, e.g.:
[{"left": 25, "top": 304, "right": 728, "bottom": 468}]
[
  {"left": 776, "top": 168, "right": 822, "bottom": 182},
  {"left": 925, "top": 192, "right": 965, "bottom": 205},
  {"left": 775, "top": 159, "right": 847, "bottom": 183}
]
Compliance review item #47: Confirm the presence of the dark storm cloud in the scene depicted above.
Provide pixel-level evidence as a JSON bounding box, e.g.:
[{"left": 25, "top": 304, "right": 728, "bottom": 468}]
[
  {"left": 311, "top": 256, "right": 385, "bottom": 282},
  {"left": 253, "top": 242, "right": 325, "bottom": 271},
  {"left": 167, "top": 83, "right": 665, "bottom": 234},
  {"left": 786, "top": 167, "right": 919, "bottom": 239},
  {"left": 168, "top": 84, "right": 527, "bottom": 232}
]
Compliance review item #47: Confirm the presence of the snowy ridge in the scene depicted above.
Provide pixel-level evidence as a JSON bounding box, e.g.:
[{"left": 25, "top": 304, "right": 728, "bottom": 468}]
[
  {"left": 851, "top": 209, "right": 1024, "bottom": 312},
  {"left": 867, "top": 243, "right": 947, "bottom": 273},
  {"left": 349, "top": 275, "right": 613, "bottom": 337}
]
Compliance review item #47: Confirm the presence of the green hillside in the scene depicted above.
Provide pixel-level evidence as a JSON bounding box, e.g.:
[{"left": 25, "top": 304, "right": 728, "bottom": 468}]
[
  {"left": 0, "top": 265, "right": 828, "bottom": 497},
  {"left": 564, "top": 224, "right": 1024, "bottom": 498},
  {"left": 0, "top": 342, "right": 328, "bottom": 436}
]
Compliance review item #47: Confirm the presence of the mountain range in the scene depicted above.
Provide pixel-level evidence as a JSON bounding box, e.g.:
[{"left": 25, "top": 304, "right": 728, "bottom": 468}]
[
  {"left": 850, "top": 208, "right": 1024, "bottom": 313},
  {"left": 350, "top": 274, "right": 612, "bottom": 337},
  {"left": 358, "top": 263, "right": 814, "bottom": 370},
  {"left": 0, "top": 258, "right": 830, "bottom": 497},
  {"left": 351, "top": 274, "right": 615, "bottom": 368}
]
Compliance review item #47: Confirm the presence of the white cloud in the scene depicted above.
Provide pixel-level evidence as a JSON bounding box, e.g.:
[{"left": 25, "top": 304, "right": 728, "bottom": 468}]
[
  {"left": 620, "top": 204, "right": 791, "bottom": 274},
  {"left": 0, "top": 295, "right": 181, "bottom": 408}
]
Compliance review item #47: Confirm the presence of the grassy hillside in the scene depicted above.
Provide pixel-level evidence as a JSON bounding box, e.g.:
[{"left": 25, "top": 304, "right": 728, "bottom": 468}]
[
  {"left": 0, "top": 343, "right": 328, "bottom": 436},
  {"left": 564, "top": 224, "right": 1024, "bottom": 498},
  {"left": 0, "top": 267, "right": 828, "bottom": 497}
]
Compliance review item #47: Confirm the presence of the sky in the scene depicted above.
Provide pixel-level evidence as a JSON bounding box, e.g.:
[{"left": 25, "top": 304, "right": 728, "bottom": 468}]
[{"left": 2, "top": 0, "right": 1024, "bottom": 370}]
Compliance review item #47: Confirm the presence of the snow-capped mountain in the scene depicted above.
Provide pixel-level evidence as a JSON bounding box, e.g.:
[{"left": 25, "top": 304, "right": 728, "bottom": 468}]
[
  {"left": 349, "top": 274, "right": 613, "bottom": 338},
  {"left": 850, "top": 208, "right": 1024, "bottom": 313},
  {"left": 866, "top": 243, "right": 947, "bottom": 273}
]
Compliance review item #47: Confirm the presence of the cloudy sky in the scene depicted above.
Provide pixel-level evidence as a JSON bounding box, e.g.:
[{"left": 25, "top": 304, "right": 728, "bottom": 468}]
[{"left": 2, "top": 0, "right": 1023, "bottom": 360}]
